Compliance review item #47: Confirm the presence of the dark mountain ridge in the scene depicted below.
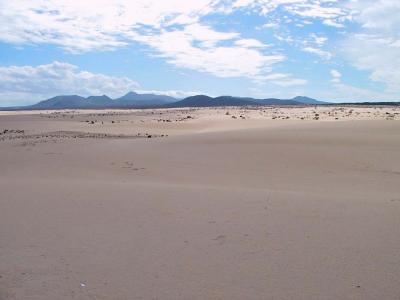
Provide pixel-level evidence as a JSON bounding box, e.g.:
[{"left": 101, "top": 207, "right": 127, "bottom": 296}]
[
  {"left": 27, "top": 92, "right": 177, "bottom": 109},
  {"left": 30, "top": 95, "right": 87, "bottom": 109},
  {"left": 291, "top": 96, "right": 327, "bottom": 105},
  {"left": 115, "top": 91, "right": 176, "bottom": 106},
  {"left": 85, "top": 95, "right": 114, "bottom": 107},
  {"left": 0, "top": 92, "right": 350, "bottom": 110},
  {"left": 166, "top": 95, "right": 260, "bottom": 107},
  {"left": 166, "top": 95, "right": 326, "bottom": 107}
]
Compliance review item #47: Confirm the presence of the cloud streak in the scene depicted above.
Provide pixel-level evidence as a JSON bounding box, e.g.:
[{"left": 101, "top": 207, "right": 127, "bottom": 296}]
[
  {"left": 0, "top": 0, "right": 338, "bottom": 81},
  {"left": 0, "top": 61, "right": 138, "bottom": 105},
  {"left": 342, "top": 0, "right": 400, "bottom": 94}
]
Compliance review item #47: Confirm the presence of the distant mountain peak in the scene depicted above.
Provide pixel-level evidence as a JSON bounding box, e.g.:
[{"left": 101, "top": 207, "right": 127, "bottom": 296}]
[
  {"left": 292, "top": 96, "right": 327, "bottom": 105},
  {"left": 124, "top": 91, "right": 138, "bottom": 96},
  {"left": 86, "top": 95, "right": 112, "bottom": 100},
  {"left": 115, "top": 91, "right": 176, "bottom": 105},
  {"left": 293, "top": 96, "right": 313, "bottom": 101}
]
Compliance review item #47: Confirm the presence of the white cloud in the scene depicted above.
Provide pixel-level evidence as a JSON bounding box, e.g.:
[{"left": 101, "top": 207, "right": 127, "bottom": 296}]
[
  {"left": 182, "top": 23, "right": 239, "bottom": 48},
  {"left": 327, "top": 68, "right": 398, "bottom": 102},
  {"left": 343, "top": 34, "right": 400, "bottom": 92},
  {"left": 133, "top": 26, "right": 285, "bottom": 78},
  {"left": 0, "top": 61, "right": 139, "bottom": 105},
  {"left": 342, "top": 0, "right": 400, "bottom": 94},
  {"left": 234, "top": 0, "right": 302, "bottom": 15},
  {"left": 233, "top": 0, "right": 350, "bottom": 23},
  {"left": 3, "top": 0, "right": 397, "bottom": 102},
  {"left": 0, "top": 0, "right": 222, "bottom": 52},
  {"left": 0, "top": 1, "right": 296, "bottom": 80},
  {"left": 302, "top": 47, "right": 332, "bottom": 60},
  {"left": 310, "top": 33, "right": 328, "bottom": 46},
  {"left": 272, "top": 78, "right": 308, "bottom": 87},
  {"left": 0, "top": 61, "right": 203, "bottom": 105},
  {"left": 234, "top": 39, "right": 269, "bottom": 48},
  {"left": 323, "top": 19, "right": 345, "bottom": 28},
  {"left": 330, "top": 69, "right": 342, "bottom": 83},
  {"left": 136, "top": 89, "right": 200, "bottom": 99},
  {"left": 260, "top": 22, "right": 279, "bottom": 29},
  {"left": 287, "top": 3, "right": 346, "bottom": 19},
  {"left": 327, "top": 83, "right": 399, "bottom": 102},
  {"left": 274, "top": 34, "right": 295, "bottom": 44},
  {"left": 255, "top": 73, "right": 307, "bottom": 86},
  {"left": 352, "top": 0, "right": 400, "bottom": 31}
]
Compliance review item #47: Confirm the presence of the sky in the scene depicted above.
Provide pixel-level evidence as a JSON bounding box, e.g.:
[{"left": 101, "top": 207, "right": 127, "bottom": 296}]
[{"left": 0, "top": 0, "right": 399, "bottom": 106}]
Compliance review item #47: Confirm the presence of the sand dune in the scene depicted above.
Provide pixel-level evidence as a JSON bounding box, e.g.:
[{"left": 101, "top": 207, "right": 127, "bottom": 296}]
[{"left": 1, "top": 106, "right": 400, "bottom": 299}]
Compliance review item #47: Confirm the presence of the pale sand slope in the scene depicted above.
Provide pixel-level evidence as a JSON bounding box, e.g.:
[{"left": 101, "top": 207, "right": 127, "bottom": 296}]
[{"left": 1, "top": 108, "right": 400, "bottom": 299}]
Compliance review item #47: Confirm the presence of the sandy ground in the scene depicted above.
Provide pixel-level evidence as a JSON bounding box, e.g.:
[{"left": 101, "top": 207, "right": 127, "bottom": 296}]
[{"left": 1, "top": 106, "right": 400, "bottom": 300}]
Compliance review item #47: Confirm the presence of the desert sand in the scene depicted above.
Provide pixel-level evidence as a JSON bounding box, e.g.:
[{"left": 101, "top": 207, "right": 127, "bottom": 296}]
[{"left": 1, "top": 106, "right": 400, "bottom": 300}]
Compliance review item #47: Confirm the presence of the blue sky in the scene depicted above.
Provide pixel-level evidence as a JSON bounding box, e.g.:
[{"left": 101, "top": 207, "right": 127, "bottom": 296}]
[{"left": 0, "top": 0, "right": 399, "bottom": 105}]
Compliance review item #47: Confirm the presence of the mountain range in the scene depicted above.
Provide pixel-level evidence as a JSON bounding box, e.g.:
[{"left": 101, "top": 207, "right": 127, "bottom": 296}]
[
  {"left": 167, "top": 95, "right": 328, "bottom": 107},
  {"left": 28, "top": 91, "right": 177, "bottom": 109},
  {"left": 4, "top": 92, "right": 328, "bottom": 110}
]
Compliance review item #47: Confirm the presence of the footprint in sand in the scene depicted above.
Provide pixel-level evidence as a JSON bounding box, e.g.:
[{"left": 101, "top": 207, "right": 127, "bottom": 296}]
[
  {"left": 212, "top": 235, "right": 226, "bottom": 245},
  {"left": 121, "top": 161, "right": 146, "bottom": 171}
]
